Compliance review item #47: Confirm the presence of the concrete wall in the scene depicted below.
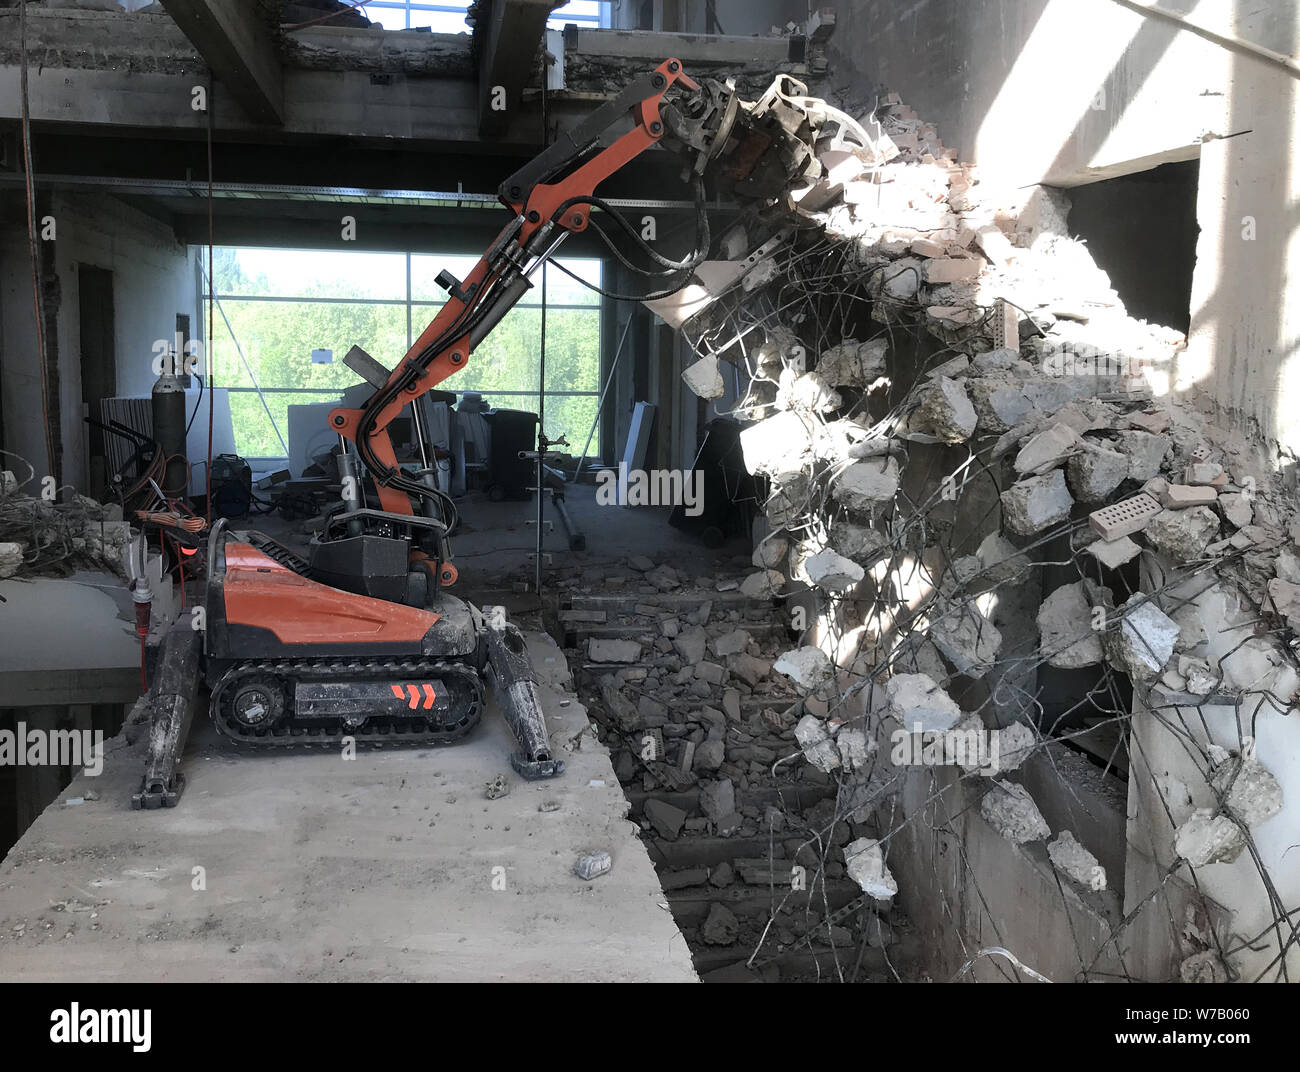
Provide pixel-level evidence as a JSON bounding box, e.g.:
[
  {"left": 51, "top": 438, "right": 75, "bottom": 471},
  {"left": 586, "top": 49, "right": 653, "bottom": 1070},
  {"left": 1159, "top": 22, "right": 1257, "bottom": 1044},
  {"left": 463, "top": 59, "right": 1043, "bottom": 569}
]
[
  {"left": 830, "top": 0, "right": 1300, "bottom": 466},
  {"left": 0, "top": 193, "right": 199, "bottom": 491}
]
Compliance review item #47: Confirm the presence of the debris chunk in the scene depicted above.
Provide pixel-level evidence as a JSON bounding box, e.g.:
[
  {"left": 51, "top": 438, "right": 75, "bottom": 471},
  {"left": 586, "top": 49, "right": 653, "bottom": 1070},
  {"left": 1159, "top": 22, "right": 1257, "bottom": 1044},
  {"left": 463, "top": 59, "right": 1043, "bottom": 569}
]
[
  {"left": 1108, "top": 595, "right": 1179, "bottom": 680},
  {"left": 980, "top": 780, "right": 1051, "bottom": 843},
  {"left": 574, "top": 851, "right": 612, "bottom": 881},
  {"left": 1037, "top": 582, "right": 1104, "bottom": 668},
  {"left": 1047, "top": 831, "right": 1107, "bottom": 891},
  {"left": 1001, "top": 469, "right": 1073, "bottom": 536},
  {"left": 1174, "top": 808, "right": 1244, "bottom": 866},
  {"left": 794, "top": 714, "right": 841, "bottom": 773},
  {"left": 774, "top": 646, "right": 834, "bottom": 690},
  {"left": 884, "top": 673, "right": 962, "bottom": 732},
  {"left": 1143, "top": 505, "right": 1220, "bottom": 561},
  {"left": 844, "top": 838, "right": 898, "bottom": 899},
  {"left": 805, "top": 548, "right": 865, "bottom": 591}
]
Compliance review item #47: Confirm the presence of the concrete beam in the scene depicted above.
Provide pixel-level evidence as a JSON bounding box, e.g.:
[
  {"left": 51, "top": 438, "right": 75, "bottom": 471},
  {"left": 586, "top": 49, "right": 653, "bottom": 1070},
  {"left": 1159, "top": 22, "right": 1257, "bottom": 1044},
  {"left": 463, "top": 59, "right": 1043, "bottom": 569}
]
[
  {"left": 476, "top": 0, "right": 564, "bottom": 136},
  {"left": 159, "top": 0, "right": 284, "bottom": 125},
  {"left": 0, "top": 66, "right": 573, "bottom": 149}
]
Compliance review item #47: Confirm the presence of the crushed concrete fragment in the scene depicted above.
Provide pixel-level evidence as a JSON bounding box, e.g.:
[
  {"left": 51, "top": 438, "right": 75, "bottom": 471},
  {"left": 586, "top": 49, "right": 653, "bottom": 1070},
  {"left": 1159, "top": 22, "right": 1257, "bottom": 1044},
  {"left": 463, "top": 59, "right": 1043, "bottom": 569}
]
[
  {"left": 909, "top": 376, "right": 977, "bottom": 442},
  {"left": 794, "top": 714, "right": 841, "bottom": 772},
  {"left": 1143, "top": 505, "right": 1220, "bottom": 562},
  {"left": 843, "top": 838, "right": 898, "bottom": 899},
  {"left": 1001, "top": 469, "right": 1074, "bottom": 536},
  {"left": 588, "top": 638, "right": 644, "bottom": 663},
  {"left": 1174, "top": 808, "right": 1245, "bottom": 866},
  {"left": 699, "top": 778, "right": 736, "bottom": 823},
  {"left": 831, "top": 456, "right": 900, "bottom": 511},
  {"left": 1108, "top": 595, "right": 1179, "bottom": 680},
  {"left": 1114, "top": 430, "right": 1170, "bottom": 481},
  {"left": 1209, "top": 748, "right": 1283, "bottom": 827},
  {"left": 740, "top": 569, "right": 784, "bottom": 599},
  {"left": 1037, "top": 582, "right": 1104, "bottom": 668},
  {"left": 980, "top": 780, "right": 1051, "bottom": 843},
  {"left": 1014, "top": 424, "right": 1077, "bottom": 474},
  {"left": 1085, "top": 534, "right": 1141, "bottom": 569},
  {"left": 1047, "top": 831, "right": 1107, "bottom": 892},
  {"left": 1067, "top": 442, "right": 1129, "bottom": 503},
  {"left": 884, "top": 673, "right": 962, "bottom": 732},
  {"left": 805, "top": 547, "right": 865, "bottom": 591},
  {"left": 700, "top": 903, "right": 740, "bottom": 945},
  {"left": 775, "top": 646, "right": 834, "bottom": 690},
  {"left": 574, "top": 851, "right": 612, "bottom": 881},
  {"left": 644, "top": 798, "right": 688, "bottom": 840},
  {"left": 930, "top": 602, "right": 1002, "bottom": 678},
  {"left": 681, "top": 355, "right": 725, "bottom": 399},
  {"left": 751, "top": 535, "right": 789, "bottom": 569}
]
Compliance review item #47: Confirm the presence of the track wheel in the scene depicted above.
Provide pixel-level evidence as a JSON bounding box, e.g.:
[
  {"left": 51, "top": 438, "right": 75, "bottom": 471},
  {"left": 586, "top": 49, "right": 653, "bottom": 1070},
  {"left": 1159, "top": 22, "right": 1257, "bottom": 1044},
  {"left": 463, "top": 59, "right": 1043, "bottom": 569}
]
[{"left": 228, "top": 676, "right": 285, "bottom": 732}]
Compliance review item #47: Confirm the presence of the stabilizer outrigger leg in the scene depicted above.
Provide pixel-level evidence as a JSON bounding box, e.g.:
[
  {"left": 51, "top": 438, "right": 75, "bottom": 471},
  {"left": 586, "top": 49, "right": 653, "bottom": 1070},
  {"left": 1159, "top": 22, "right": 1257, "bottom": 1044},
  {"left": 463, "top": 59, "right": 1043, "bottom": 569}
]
[
  {"left": 481, "top": 612, "right": 565, "bottom": 781},
  {"left": 131, "top": 617, "right": 202, "bottom": 809}
]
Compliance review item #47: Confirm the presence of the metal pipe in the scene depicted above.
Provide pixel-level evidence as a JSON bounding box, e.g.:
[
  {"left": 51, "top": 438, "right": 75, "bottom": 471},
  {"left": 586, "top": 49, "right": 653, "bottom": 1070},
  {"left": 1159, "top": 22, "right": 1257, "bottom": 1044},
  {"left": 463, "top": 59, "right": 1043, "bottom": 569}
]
[
  {"left": 574, "top": 309, "right": 635, "bottom": 481},
  {"left": 552, "top": 492, "right": 585, "bottom": 552}
]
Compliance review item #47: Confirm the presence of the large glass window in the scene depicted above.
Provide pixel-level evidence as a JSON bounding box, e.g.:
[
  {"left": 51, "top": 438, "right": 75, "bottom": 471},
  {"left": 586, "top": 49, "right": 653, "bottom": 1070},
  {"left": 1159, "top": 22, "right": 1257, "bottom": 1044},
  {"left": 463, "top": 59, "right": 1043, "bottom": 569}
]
[
  {"left": 208, "top": 247, "right": 603, "bottom": 460},
  {"left": 364, "top": 1, "right": 608, "bottom": 32}
]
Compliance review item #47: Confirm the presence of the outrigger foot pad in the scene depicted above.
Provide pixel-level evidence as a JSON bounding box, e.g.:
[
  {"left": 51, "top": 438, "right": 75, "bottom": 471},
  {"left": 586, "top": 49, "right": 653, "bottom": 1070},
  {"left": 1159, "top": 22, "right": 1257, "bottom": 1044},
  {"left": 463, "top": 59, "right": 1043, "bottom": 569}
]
[{"left": 482, "top": 613, "right": 565, "bottom": 781}]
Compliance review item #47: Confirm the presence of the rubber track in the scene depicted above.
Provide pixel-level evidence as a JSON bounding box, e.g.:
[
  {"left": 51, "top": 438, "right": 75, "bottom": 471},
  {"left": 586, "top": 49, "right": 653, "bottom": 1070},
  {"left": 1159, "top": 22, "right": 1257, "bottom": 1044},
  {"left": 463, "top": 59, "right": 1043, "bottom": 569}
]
[{"left": 210, "top": 657, "right": 484, "bottom": 749}]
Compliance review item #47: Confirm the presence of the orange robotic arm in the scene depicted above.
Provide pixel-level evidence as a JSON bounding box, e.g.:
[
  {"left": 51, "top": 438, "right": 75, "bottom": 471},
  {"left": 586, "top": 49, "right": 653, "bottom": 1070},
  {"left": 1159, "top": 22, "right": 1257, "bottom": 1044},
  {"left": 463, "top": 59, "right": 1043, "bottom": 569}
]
[{"left": 328, "top": 58, "right": 700, "bottom": 516}]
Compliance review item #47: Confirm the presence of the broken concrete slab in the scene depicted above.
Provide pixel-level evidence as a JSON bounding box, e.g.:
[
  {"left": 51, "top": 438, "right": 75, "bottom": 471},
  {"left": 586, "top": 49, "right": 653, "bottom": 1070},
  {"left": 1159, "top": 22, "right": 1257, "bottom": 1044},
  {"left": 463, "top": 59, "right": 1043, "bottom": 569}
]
[
  {"left": 830, "top": 520, "right": 889, "bottom": 564},
  {"left": 1067, "top": 442, "right": 1129, "bottom": 503},
  {"left": 884, "top": 672, "right": 962, "bottom": 733},
  {"left": 673, "top": 626, "right": 709, "bottom": 666},
  {"left": 1085, "top": 534, "right": 1141, "bottom": 569},
  {"left": 774, "top": 646, "right": 834, "bottom": 690},
  {"left": 1143, "top": 505, "right": 1220, "bottom": 562},
  {"left": 1174, "top": 808, "right": 1245, "bottom": 866},
  {"left": 644, "top": 798, "right": 689, "bottom": 840},
  {"left": 1037, "top": 582, "right": 1104, "bottom": 668},
  {"left": 831, "top": 456, "right": 900, "bottom": 512},
  {"left": 980, "top": 780, "right": 1051, "bottom": 843},
  {"left": 682, "top": 355, "right": 725, "bottom": 399},
  {"left": 794, "top": 714, "right": 841, "bottom": 773},
  {"left": 1109, "top": 595, "right": 1179, "bottom": 680},
  {"left": 909, "top": 376, "right": 977, "bottom": 443},
  {"left": 712, "top": 629, "right": 751, "bottom": 658},
  {"left": 740, "top": 569, "right": 785, "bottom": 599},
  {"left": 844, "top": 838, "right": 898, "bottom": 899},
  {"left": 1014, "top": 423, "right": 1077, "bottom": 475},
  {"left": 589, "top": 638, "right": 644, "bottom": 663},
  {"left": 1001, "top": 469, "right": 1074, "bottom": 536},
  {"left": 805, "top": 547, "right": 865, "bottom": 591},
  {"left": 816, "top": 338, "right": 888, "bottom": 387},
  {"left": 930, "top": 602, "right": 1002, "bottom": 678},
  {"left": 1114, "top": 430, "right": 1170, "bottom": 481},
  {"left": 700, "top": 902, "right": 740, "bottom": 945},
  {"left": 1047, "top": 830, "right": 1106, "bottom": 892}
]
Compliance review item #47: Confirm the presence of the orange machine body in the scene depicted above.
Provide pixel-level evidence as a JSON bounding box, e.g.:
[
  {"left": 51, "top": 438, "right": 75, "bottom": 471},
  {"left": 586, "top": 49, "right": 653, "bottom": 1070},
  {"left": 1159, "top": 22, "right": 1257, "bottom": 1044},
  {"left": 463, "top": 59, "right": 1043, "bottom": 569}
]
[{"left": 221, "top": 542, "right": 438, "bottom": 646}]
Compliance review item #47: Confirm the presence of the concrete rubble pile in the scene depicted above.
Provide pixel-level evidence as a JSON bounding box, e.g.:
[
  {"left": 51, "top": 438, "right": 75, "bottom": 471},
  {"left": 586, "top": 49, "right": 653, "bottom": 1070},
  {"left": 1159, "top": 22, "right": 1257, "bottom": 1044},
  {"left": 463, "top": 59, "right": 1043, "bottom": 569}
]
[
  {"left": 553, "top": 550, "right": 915, "bottom": 981},
  {"left": 640, "top": 75, "right": 1298, "bottom": 980}
]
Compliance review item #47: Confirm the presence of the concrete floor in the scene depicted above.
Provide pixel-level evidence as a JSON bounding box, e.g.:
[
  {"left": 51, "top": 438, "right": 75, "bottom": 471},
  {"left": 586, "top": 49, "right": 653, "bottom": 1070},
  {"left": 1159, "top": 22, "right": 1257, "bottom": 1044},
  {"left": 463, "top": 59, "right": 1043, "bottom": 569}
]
[{"left": 0, "top": 631, "right": 697, "bottom": 982}]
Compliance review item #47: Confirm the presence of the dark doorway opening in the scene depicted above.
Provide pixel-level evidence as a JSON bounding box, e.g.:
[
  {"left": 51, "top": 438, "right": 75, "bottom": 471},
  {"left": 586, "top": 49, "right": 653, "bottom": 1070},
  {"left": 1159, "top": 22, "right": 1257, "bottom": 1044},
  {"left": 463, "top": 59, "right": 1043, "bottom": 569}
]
[
  {"left": 1067, "top": 159, "right": 1199, "bottom": 333},
  {"left": 78, "top": 264, "right": 116, "bottom": 497}
]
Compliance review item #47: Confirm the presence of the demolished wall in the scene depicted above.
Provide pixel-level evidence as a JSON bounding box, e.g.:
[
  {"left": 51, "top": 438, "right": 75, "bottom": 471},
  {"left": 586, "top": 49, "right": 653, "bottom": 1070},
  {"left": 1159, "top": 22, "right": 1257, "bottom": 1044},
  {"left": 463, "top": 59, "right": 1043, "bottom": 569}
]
[{"left": 656, "top": 75, "right": 1300, "bottom": 983}]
